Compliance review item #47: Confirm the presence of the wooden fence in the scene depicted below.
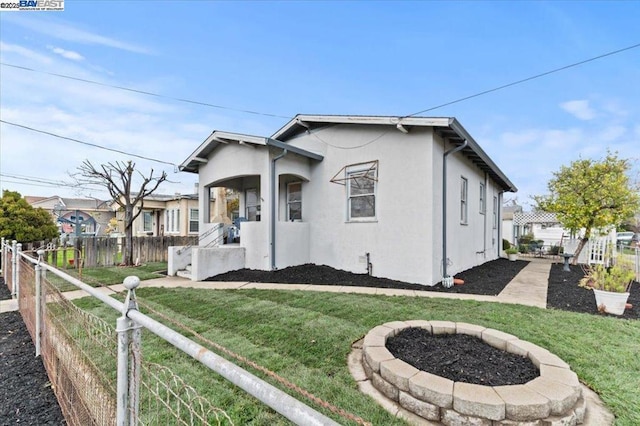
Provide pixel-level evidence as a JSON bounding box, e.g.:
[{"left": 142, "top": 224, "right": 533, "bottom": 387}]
[{"left": 19, "top": 236, "right": 198, "bottom": 268}]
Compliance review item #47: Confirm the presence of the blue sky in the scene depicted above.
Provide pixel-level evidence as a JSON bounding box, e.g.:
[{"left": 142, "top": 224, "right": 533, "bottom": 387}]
[{"left": 1, "top": 1, "right": 639, "bottom": 208}]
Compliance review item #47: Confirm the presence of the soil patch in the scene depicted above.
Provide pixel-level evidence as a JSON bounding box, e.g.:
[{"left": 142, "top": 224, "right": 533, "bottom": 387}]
[
  {"left": 0, "top": 280, "right": 65, "bottom": 425},
  {"left": 386, "top": 327, "right": 539, "bottom": 386},
  {"left": 207, "top": 258, "right": 529, "bottom": 296},
  {"left": 547, "top": 263, "right": 639, "bottom": 320}
]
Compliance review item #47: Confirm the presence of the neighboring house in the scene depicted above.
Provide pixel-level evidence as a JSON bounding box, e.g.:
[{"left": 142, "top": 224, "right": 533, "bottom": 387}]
[
  {"left": 25, "top": 195, "right": 114, "bottom": 236},
  {"left": 511, "top": 211, "right": 567, "bottom": 247},
  {"left": 501, "top": 202, "right": 569, "bottom": 249},
  {"left": 176, "top": 114, "right": 517, "bottom": 284},
  {"left": 501, "top": 201, "right": 523, "bottom": 246},
  {"left": 110, "top": 191, "right": 224, "bottom": 237}
]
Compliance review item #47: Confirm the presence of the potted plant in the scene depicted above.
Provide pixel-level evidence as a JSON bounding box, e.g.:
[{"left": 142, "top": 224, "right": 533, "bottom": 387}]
[
  {"left": 505, "top": 247, "right": 519, "bottom": 261},
  {"left": 580, "top": 257, "right": 635, "bottom": 315}
]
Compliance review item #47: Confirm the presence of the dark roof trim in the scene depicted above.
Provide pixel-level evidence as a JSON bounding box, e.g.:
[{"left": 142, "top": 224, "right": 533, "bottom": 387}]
[
  {"left": 179, "top": 131, "right": 323, "bottom": 173},
  {"left": 272, "top": 114, "right": 516, "bottom": 193}
]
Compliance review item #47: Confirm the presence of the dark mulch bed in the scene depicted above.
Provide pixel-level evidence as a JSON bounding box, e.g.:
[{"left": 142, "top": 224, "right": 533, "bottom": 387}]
[
  {"left": 547, "top": 263, "right": 640, "bottom": 320},
  {"left": 207, "top": 258, "right": 530, "bottom": 296},
  {"left": 386, "top": 327, "right": 539, "bottom": 386},
  {"left": 0, "top": 280, "right": 65, "bottom": 425}
]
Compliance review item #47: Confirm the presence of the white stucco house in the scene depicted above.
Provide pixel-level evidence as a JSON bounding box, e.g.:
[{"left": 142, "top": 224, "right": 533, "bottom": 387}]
[{"left": 172, "top": 115, "right": 517, "bottom": 285}]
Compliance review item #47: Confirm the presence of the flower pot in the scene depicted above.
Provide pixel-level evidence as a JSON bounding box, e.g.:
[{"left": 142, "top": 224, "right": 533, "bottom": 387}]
[
  {"left": 593, "top": 289, "right": 630, "bottom": 315},
  {"left": 507, "top": 253, "right": 518, "bottom": 261}
]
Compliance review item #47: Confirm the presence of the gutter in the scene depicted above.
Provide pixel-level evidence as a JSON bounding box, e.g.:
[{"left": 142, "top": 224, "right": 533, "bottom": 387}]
[
  {"left": 442, "top": 138, "right": 468, "bottom": 286},
  {"left": 270, "top": 148, "right": 288, "bottom": 270}
]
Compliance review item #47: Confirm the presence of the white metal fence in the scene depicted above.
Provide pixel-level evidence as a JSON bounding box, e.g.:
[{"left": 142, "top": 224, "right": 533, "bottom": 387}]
[{"left": 1, "top": 238, "right": 340, "bottom": 426}]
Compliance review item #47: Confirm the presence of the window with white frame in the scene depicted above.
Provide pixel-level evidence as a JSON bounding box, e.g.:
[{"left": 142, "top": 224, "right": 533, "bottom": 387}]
[
  {"left": 347, "top": 163, "right": 377, "bottom": 220},
  {"left": 287, "top": 182, "right": 302, "bottom": 221},
  {"left": 165, "top": 209, "right": 180, "bottom": 234},
  {"left": 189, "top": 209, "right": 199, "bottom": 233},
  {"left": 143, "top": 211, "right": 153, "bottom": 233},
  {"left": 246, "top": 188, "right": 261, "bottom": 221},
  {"left": 460, "top": 177, "right": 468, "bottom": 224},
  {"left": 493, "top": 196, "right": 498, "bottom": 229},
  {"left": 479, "top": 182, "right": 486, "bottom": 214}
]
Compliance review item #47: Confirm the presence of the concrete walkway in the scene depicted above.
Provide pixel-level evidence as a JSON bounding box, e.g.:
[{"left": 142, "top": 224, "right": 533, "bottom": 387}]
[{"left": 1, "top": 258, "right": 554, "bottom": 313}]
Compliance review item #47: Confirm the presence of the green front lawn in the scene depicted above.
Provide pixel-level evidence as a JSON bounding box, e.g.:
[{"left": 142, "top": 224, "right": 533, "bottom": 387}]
[
  {"left": 74, "top": 288, "right": 640, "bottom": 425},
  {"left": 48, "top": 262, "right": 167, "bottom": 292}
]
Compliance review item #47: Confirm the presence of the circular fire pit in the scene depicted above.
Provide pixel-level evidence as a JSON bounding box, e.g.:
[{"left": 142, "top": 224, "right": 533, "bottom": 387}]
[{"left": 359, "top": 320, "right": 586, "bottom": 424}]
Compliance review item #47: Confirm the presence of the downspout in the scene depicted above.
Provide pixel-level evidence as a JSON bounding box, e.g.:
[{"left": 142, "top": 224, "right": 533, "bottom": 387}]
[
  {"left": 483, "top": 172, "right": 488, "bottom": 258},
  {"left": 498, "top": 191, "right": 504, "bottom": 255},
  {"left": 442, "top": 139, "right": 468, "bottom": 286},
  {"left": 270, "top": 149, "right": 288, "bottom": 270}
]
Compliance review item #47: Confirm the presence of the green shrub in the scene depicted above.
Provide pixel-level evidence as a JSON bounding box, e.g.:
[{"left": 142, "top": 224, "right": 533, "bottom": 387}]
[
  {"left": 502, "top": 239, "right": 511, "bottom": 250},
  {"left": 549, "top": 245, "right": 563, "bottom": 255},
  {"left": 518, "top": 233, "right": 535, "bottom": 245}
]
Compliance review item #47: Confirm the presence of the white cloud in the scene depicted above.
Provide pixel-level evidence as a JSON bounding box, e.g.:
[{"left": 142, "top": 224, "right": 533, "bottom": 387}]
[
  {"left": 0, "top": 41, "right": 52, "bottom": 64},
  {"left": 597, "top": 125, "right": 626, "bottom": 143},
  {"left": 47, "top": 45, "right": 84, "bottom": 61},
  {"left": 3, "top": 14, "right": 152, "bottom": 54},
  {"left": 560, "top": 100, "right": 596, "bottom": 121}
]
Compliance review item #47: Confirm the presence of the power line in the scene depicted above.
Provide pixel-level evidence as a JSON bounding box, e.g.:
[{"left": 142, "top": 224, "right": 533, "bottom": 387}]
[
  {"left": 3, "top": 42, "right": 639, "bottom": 124},
  {"left": 0, "top": 178, "right": 97, "bottom": 192},
  {"left": 404, "top": 42, "right": 640, "bottom": 117},
  {"left": 0, "top": 173, "right": 70, "bottom": 186},
  {"left": 0, "top": 62, "right": 291, "bottom": 120},
  {"left": 0, "top": 120, "right": 177, "bottom": 167}
]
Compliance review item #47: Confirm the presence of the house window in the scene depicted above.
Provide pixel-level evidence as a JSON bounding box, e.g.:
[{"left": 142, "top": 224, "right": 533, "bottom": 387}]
[
  {"left": 347, "top": 163, "right": 377, "bottom": 220},
  {"left": 189, "top": 209, "right": 199, "bottom": 233},
  {"left": 287, "top": 182, "right": 302, "bottom": 221},
  {"left": 166, "top": 209, "right": 180, "bottom": 233},
  {"left": 493, "top": 196, "right": 498, "bottom": 229},
  {"left": 143, "top": 211, "right": 152, "bottom": 233},
  {"left": 479, "top": 182, "right": 486, "bottom": 214},
  {"left": 246, "top": 188, "right": 261, "bottom": 221},
  {"left": 460, "top": 177, "right": 468, "bottom": 224}
]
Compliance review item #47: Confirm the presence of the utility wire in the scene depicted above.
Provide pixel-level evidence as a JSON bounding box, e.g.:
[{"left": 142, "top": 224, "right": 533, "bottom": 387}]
[
  {"left": 3, "top": 42, "right": 639, "bottom": 123},
  {"left": 0, "top": 173, "right": 69, "bottom": 186},
  {"left": 0, "top": 178, "right": 97, "bottom": 191},
  {"left": 0, "top": 62, "right": 291, "bottom": 120},
  {"left": 2, "top": 41, "right": 638, "bottom": 159},
  {"left": 0, "top": 119, "right": 177, "bottom": 166},
  {"left": 404, "top": 42, "right": 640, "bottom": 117}
]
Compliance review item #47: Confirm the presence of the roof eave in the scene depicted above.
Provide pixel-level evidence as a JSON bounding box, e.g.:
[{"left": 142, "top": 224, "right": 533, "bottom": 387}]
[
  {"left": 179, "top": 131, "right": 324, "bottom": 173},
  {"left": 447, "top": 118, "right": 517, "bottom": 193}
]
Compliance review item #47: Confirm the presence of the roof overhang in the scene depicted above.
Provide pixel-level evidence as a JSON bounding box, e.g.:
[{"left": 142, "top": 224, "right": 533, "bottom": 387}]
[
  {"left": 271, "top": 114, "right": 517, "bottom": 193},
  {"left": 179, "top": 130, "right": 323, "bottom": 173}
]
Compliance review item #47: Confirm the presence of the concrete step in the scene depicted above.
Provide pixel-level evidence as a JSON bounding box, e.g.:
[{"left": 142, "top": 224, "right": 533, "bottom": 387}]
[{"left": 176, "top": 265, "right": 192, "bottom": 279}]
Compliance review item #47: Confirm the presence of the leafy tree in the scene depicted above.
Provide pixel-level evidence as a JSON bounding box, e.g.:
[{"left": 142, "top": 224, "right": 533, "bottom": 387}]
[
  {"left": 0, "top": 190, "right": 59, "bottom": 242},
  {"left": 534, "top": 152, "right": 640, "bottom": 263},
  {"left": 75, "top": 160, "right": 167, "bottom": 266}
]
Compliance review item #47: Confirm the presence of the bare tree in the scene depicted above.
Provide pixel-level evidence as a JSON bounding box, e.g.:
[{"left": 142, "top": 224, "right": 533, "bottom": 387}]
[{"left": 76, "top": 160, "right": 167, "bottom": 265}]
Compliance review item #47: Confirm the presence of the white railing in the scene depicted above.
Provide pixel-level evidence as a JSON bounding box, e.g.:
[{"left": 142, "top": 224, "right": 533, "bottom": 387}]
[{"left": 1, "top": 238, "right": 339, "bottom": 426}]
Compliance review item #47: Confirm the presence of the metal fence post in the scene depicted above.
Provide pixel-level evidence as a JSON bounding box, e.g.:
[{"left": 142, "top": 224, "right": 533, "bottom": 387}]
[
  {"left": 14, "top": 242, "right": 21, "bottom": 299},
  {"left": 116, "top": 316, "right": 130, "bottom": 425},
  {"left": 116, "top": 276, "right": 141, "bottom": 426},
  {"left": 0, "top": 237, "right": 4, "bottom": 275},
  {"left": 35, "top": 250, "right": 45, "bottom": 357},
  {"left": 11, "top": 240, "right": 17, "bottom": 296}
]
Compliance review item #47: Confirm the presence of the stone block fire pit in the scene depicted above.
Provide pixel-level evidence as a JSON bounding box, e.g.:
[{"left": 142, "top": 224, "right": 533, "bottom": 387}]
[{"left": 358, "top": 320, "right": 586, "bottom": 425}]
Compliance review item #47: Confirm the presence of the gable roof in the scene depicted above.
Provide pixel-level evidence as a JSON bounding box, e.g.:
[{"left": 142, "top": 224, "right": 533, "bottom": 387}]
[
  {"left": 26, "top": 195, "right": 111, "bottom": 211},
  {"left": 272, "top": 114, "right": 517, "bottom": 193},
  {"left": 181, "top": 115, "right": 516, "bottom": 193},
  {"left": 179, "top": 130, "right": 324, "bottom": 173}
]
